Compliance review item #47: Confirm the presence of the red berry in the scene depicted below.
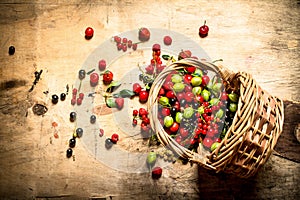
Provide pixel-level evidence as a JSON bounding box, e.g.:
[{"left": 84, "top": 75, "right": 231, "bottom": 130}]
[
  {"left": 203, "top": 137, "right": 213, "bottom": 148},
  {"left": 133, "top": 109, "right": 138, "bottom": 116},
  {"left": 72, "top": 88, "right": 77, "bottom": 95},
  {"left": 142, "top": 117, "right": 150, "bottom": 125},
  {"left": 186, "top": 66, "right": 196, "bottom": 74},
  {"left": 114, "top": 36, "right": 121, "bottom": 43},
  {"left": 161, "top": 107, "right": 171, "bottom": 116},
  {"left": 152, "top": 166, "right": 162, "bottom": 179},
  {"left": 132, "top": 43, "right": 137, "bottom": 50},
  {"left": 98, "top": 59, "right": 107, "bottom": 71},
  {"left": 163, "top": 35, "right": 172, "bottom": 45},
  {"left": 90, "top": 72, "right": 99, "bottom": 86},
  {"left": 79, "top": 93, "right": 84, "bottom": 100},
  {"left": 122, "top": 37, "right": 127, "bottom": 44},
  {"left": 111, "top": 133, "right": 119, "bottom": 144},
  {"left": 127, "top": 40, "right": 132, "bottom": 48},
  {"left": 170, "top": 122, "right": 179, "bottom": 132},
  {"left": 117, "top": 43, "right": 123, "bottom": 50},
  {"left": 115, "top": 98, "right": 124, "bottom": 110},
  {"left": 180, "top": 128, "right": 189, "bottom": 138},
  {"left": 76, "top": 98, "right": 82, "bottom": 105},
  {"left": 178, "top": 50, "right": 192, "bottom": 60},
  {"left": 166, "top": 91, "right": 175, "bottom": 99},
  {"left": 202, "top": 75, "right": 210, "bottom": 86},
  {"left": 132, "top": 119, "right": 138, "bottom": 126},
  {"left": 159, "top": 88, "right": 165, "bottom": 96},
  {"left": 203, "top": 101, "right": 209, "bottom": 107},
  {"left": 152, "top": 43, "right": 161, "bottom": 52},
  {"left": 185, "top": 92, "right": 194, "bottom": 102},
  {"left": 99, "top": 129, "right": 104, "bottom": 137},
  {"left": 138, "top": 27, "right": 150, "bottom": 42},
  {"left": 71, "top": 98, "right": 76, "bottom": 105},
  {"left": 184, "top": 74, "right": 193, "bottom": 84},
  {"left": 139, "top": 90, "right": 149, "bottom": 103},
  {"left": 122, "top": 44, "right": 127, "bottom": 52},
  {"left": 85, "top": 27, "right": 94, "bottom": 39},
  {"left": 133, "top": 83, "right": 142, "bottom": 94},
  {"left": 139, "top": 108, "right": 148, "bottom": 116},
  {"left": 145, "top": 65, "right": 154, "bottom": 75},
  {"left": 102, "top": 70, "right": 113, "bottom": 85},
  {"left": 215, "top": 138, "right": 222, "bottom": 143},
  {"left": 220, "top": 92, "right": 228, "bottom": 101},
  {"left": 199, "top": 21, "right": 209, "bottom": 38}
]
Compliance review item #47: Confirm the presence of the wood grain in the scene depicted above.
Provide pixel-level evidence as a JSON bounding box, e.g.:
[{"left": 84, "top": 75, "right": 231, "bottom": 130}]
[{"left": 0, "top": 0, "right": 299, "bottom": 199}]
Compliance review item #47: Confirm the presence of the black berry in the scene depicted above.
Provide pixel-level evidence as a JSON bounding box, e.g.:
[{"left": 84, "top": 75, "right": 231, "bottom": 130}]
[
  {"left": 78, "top": 70, "right": 86, "bottom": 80},
  {"left": 66, "top": 148, "right": 73, "bottom": 158},
  {"left": 8, "top": 46, "right": 15, "bottom": 55},
  {"left": 76, "top": 128, "right": 83, "bottom": 138},
  {"left": 60, "top": 93, "right": 66, "bottom": 101},
  {"left": 90, "top": 115, "right": 96, "bottom": 124},
  {"left": 105, "top": 138, "right": 113, "bottom": 149},
  {"left": 69, "top": 138, "right": 76, "bottom": 148},
  {"left": 52, "top": 94, "right": 59, "bottom": 104},
  {"left": 70, "top": 112, "right": 76, "bottom": 122}
]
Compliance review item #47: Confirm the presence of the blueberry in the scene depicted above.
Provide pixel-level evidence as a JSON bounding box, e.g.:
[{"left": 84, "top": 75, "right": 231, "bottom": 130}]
[
  {"left": 66, "top": 148, "right": 73, "bottom": 158},
  {"left": 105, "top": 138, "right": 113, "bottom": 149},
  {"left": 60, "top": 93, "right": 66, "bottom": 101},
  {"left": 90, "top": 115, "right": 96, "bottom": 124},
  {"left": 8, "top": 46, "right": 15, "bottom": 55},
  {"left": 52, "top": 94, "right": 59, "bottom": 104},
  {"left": 69, "top": 138, "right": 76, "bottom": 148},
  {"left": 76, "top": 128, "right": 83, "bottom": 138},
  {"left": 78, "top": 70, "right": 86, "bottom": 80},
  {"left": 70, "top": 112, "right": 76, "bottom": 122}
]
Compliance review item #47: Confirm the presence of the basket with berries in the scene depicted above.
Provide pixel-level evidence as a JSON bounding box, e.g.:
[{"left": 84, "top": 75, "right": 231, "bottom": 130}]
[{"left": 147, "top": 57, "right": 284, "bottom": 178}]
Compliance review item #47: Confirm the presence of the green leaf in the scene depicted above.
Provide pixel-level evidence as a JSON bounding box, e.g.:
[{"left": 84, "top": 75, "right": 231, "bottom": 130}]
[
  {"left": 109, "top": 81, "right": 121, "bottom": 87},
  {"left": 113, "top": 89, "right": 135, "bottom": 98},
  {"left": 162, "top": 55, "right": 170, "bottom": 60},
  {"left": 106, "top": 98, "right": 116, "bottom": 108}
]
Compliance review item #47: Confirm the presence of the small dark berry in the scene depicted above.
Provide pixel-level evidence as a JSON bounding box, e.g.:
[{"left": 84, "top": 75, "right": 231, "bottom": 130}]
[
  {"left": 169, "top": 98, "right": 177, "bottom": 106},
  {"left": 76, "top": 128, "right": 83, "bottom": 138},
  {"left": 66, "top": 148, "right": 73, "bottom": 158},
  {"left": 52, "top": 94, "right": 59, "bottom": 104},
  {"left": 78, "top": 70, "right": 86, "bottom": 80},
  {"left": 105, "top": 138, "right": 113, "bottom": 149},
  {"left": 70, "top": 112, "right": 76, "bottom": 122},
  {"left": 90, "top": 115, "right": 96, "bottom": 124},
  {"left": 60, "top": 93, "right": 66, "bottom": 101},
  {"left": 69, "top": 138, "right": 76, "bottom": 148},
  {"left": 8, "top": 46, "right": 15, "bottom": 55}
]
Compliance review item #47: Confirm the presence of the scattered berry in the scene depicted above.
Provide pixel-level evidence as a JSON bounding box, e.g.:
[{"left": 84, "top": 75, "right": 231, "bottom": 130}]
[
  {"left": 60, "top": 93, "right": 66, "bottom": 101},
  {"left": 199, "top": 21, "right": 209, "bottom": 38},
  {"left": 102, "top": 70, "right": 113, "bottom": 85},
  {"left": 132, "top": 43, "right": 137, "bottom": 51},
  {"left": 72, "top": 88, "right": 77, "bottom": 95},
  {"left": 115, "top": 97, "right": 124, "bottom": 110},
  {"left": 76, "top": 98, "right": 82, "bottom": 105},
  {"left": 76, "top": 128, "right": 83, "bottom": 138},
  {"left": 127, "top": 40, "right": 132, "bottom": 48},
  {"left": 98, "top": 59, "right": 107, "bottom": 71},
  {"left": 66, "top": 148, "right": 73, "bottom": 158},
  {"left": 105, "top": 138, "right": 113, "bottom": 149},
  {"left": 90, "top": 72, "right": 99, "bottom": 87},
  {"left": 138, "top": 27, "right": 150, "bottom": 42},
  {"left": 78, "top": 69, "right": 86, "bottom": 80},
  {"left": 52, "top": 94, "right": 59, "bottom": 104},
  {"left": 99, "top": 129, "right": 104, "bottom": 137},
  {"left": 163, "top": 36, "right": 172, "bottom": 45},
  {"left": 132, "top": 119, "right": 138, "bottom": 126},
  {"left": 133, "top": 83, "right": 142, "bottom": 94},
  {"left": 69, "top": 138, "right": 76, "bottom": 148},
  {"left": 90, "top": 115, "right": 96, "bottom": 124},
  {"left": 111, "top": 133, "right": 119, "bottom": 144},
  {"left": 152, "top": 43, "right": 161, "bottom": 52},
  {"left": 70, "top": 112, "right": 76, "bottom": 122},
  {"left": 85, "top": 27, "right": 94, "bottom": 39},
  {"left": 152, "top": 166, "right": 162, "bottom": 179},
  {"left": 79, "top": 93, "right": 84, "bottom": 100},
  {"left": 139, "top": 90, "right": 149, "bottom": 103},
  {"left": 8, "top": 46, "right": 15, "bottom": 55},
  {"left": 133, "top": 109, "right": 139, "bottom": 116}
]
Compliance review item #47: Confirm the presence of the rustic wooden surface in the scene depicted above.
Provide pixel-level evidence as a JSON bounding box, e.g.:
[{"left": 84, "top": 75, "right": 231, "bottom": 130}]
[{"left": 0, "top": 0, "right": 300, "bottom": 199}]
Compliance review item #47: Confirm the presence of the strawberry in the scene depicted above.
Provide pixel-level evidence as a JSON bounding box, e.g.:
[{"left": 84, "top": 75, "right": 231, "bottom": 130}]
[
  {"left": 138, "top": 27, "right": 150, "bottom": 42},
  {"left": 115, "top": 97, "right": 124, "bottom": 110}
]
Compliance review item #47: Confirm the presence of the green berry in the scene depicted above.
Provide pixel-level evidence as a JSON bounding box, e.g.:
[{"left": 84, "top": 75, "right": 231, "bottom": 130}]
[
  {"left": 159, "top": 96, "right": 169, "bottom": 106},
  {"left": 171, "top": 74, "right": 183, "bottom": 83},
  {"left": 164, "top": 116, "right": 174, "bottom": 128},
  {"left": 172, "top": 82, "right": 185, "bottom": 92},
  {"left": 192, "top": 86, "right": 202, "bottom": 95},
  {"left": 146, "top": 152, "right": 157, "bottom": 166},
  {"left": 191, "top": 76, "right": 202, "bottom": 86},
  {"left": 183, "top": 107, "right": 194, "bottom": 119}
]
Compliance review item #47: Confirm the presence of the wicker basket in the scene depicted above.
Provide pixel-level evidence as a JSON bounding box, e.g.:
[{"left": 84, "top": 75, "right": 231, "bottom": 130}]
[{"left": 147, "top": 58, "right": 284, "bottom": 178}]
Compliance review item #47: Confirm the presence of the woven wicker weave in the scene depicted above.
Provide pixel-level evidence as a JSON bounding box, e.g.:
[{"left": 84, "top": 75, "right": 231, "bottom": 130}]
[{"left": 147, "top": 58, "right": 284, "bottom": 178}]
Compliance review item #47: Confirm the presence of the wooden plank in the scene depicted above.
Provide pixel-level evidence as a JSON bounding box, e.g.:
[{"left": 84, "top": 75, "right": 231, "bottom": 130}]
[{"left": 0, "top": 0, "right": 299, "bottom": 199}]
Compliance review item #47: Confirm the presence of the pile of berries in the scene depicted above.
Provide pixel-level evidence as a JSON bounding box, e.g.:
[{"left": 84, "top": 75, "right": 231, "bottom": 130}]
[
  {"left": 71, "top": 88, "right": 84, "bottom": 105},
  {"left": 113, "top": 36, "right": 137, "bottom": 52},
  {"left": 132, "top": 108, "right": 151, "bottom": 134}
]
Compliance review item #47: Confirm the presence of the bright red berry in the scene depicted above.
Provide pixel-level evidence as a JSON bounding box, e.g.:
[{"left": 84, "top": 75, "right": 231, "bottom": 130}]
[
  {"left": 152, "top": 166, "right": 162, "bottom": 179},
  {"left": 79, "top": 93, "right": 84, "bottom": 100},
  {"left": 90, "top": 72, "right": 99, "bottom": 86},
  {"left": 102, "top": 70, "right": 113, "bottom": 85},
  {"left": 202, "top": 137, "right": 213, "bottom": 148},
  {"left": 85, "top": 27, "right": 94, "bottom": 39},
  {"left": 72, "top": 88, "right": 77, "bottom": 95},
  {"left": 166, "top": 91, "right": 175, "bottom": 99},
  {"left": 115, "top": 97, "right": 124, "bottom": 110},
  {"left": 133, "top": 83, "right": 142, "bottom": 94},
  {"left": 199, "top": 21, "right": 209, "bottom": 38},
  {"left": 202, "top": 75, "right": 210, "bottom": 86},
  {"left": 161, "top": 107, "right": 171, "bottom": 116},
  {"left": 139, "top": 90, "right": 149, "bottom": 103},
  {"left": 132, "top": 119, "right": 138, "bottom": 126},
  {"left": 133, "top": 109, "right": 139, "bottom": 116},
  {"left": 111, "top": 133, "right": 119, "bottom": 144},
  {"left": 122, "top": 37, "right": 127, "bottom": 44},
  {"left": 139, "top": 108, "right": 148, "bottom": 116}
]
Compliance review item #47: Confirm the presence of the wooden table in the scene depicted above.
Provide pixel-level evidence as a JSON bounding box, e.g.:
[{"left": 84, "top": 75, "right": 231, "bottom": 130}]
[{"left": 0, "top": 0, "right": 299, "bottom": 199}]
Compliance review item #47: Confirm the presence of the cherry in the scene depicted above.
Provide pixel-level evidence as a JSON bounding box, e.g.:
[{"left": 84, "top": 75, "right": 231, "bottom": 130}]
[
  {"left": 202, "top": 137, "right": 213, "bottom": 148},
  {"left": 102, "top": 70, "right": 113, "bottom": 85},
  {"left": 133, "top": 109, "right": 138, "bottom": 116},
  {"left": 202, "top": 75, "right": 210, "bottom": 86},
  {"left": 166, "top": 91, "right": 175, "bottom": 99},
  {"left": 98, "top": 59, "right": 107, "bottom": 71},
  {"left": 161, "top": 107, "right": 171, "bottom": 116},
  {"left": 133, "top": 83, "right": 142, "bottom": 94},
  {"left": 170, "top": 122, "right": 179, "bottom": 132},
  {"left": 152, "top": 167, "right": 162, "bottom": 179},
  {"left": 139, "top": 90, "right": 149, "bottom": 103},
  {"left": 111, "top": 133, "right": 119, "bottom": 144},
  {"left": 220, "top": 92, "right": 228, "bottom": 101},
  {"left": 138, "top": 27, "right": 150, "bottom": 42},
  {"left": 163, "top": 35, "right": 172, "bottom": 45},
  {"left": 199, "top": 21, "right": 209, "bottom": 38},
  {"left": 85, "top": 27, "right": 94, "bottom": 39}
]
